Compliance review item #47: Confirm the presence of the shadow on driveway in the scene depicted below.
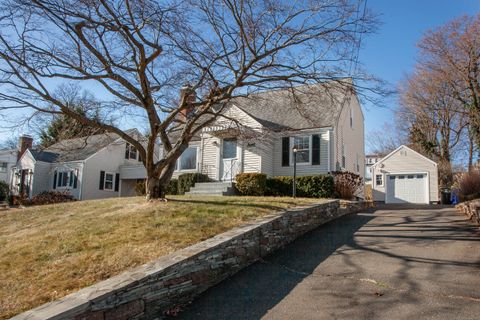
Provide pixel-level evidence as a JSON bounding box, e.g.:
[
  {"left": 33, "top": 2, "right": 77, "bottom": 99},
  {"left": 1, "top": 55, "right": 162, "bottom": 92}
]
[{"left": 173, "top": 212, "right": 375, "bottom": 319}]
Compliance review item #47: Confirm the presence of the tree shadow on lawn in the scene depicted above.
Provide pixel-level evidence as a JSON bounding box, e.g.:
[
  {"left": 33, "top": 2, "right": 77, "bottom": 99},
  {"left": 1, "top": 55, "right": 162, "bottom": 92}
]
[
  {"left": 166, "top": 197, "right": 307, "bottom": 213},
  {"left": 170, "top": 212, "right": 374, "bottom": 320}
]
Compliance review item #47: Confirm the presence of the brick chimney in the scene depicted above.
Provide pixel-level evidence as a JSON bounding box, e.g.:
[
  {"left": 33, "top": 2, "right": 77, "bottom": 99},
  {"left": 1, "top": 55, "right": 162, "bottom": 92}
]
[
  {"left": 18, "top": 135, "right": 33, "bottom": 160},
  {"left": 178, "top": 84, "right": 196, "bottom": 121}
]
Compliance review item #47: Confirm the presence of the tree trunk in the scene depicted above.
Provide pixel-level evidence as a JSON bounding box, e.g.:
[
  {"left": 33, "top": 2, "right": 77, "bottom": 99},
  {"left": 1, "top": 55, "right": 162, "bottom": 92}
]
[{"left": 145, "top": 162, "right": 177, "bottom": 200}]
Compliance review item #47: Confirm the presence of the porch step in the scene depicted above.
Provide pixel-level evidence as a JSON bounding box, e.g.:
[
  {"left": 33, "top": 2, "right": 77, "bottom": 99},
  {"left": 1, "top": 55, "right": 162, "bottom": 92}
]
[{"left": 185, "top": 182, "right": 236, "bottom": 196}]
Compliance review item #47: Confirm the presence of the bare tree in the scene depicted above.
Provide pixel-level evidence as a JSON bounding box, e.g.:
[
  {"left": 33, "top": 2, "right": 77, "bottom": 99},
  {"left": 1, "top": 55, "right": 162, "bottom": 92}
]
[
  {"left": 366, "top": 123, "right": 403, "bottom": 156},
  {"left": 398, "top": 69, "right": 467, "bottom": 187},
  {"left": 0, "top": 0, "right": 377, "bottom": 199},
  {"left": 417, "top": 14, "right": 480, "bottom": 152}
]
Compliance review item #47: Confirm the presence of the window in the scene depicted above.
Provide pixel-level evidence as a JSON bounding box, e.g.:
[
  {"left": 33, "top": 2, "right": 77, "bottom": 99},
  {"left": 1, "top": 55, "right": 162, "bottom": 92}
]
[
  {"left": 222, "top": 139, "right": 237, "bottom": 159},
  {"left": 104, "top": 172, "right": 114, "bottom": 190},
  {"left": 0, "top": 162, "right": 7, "bottom": 173},
  {"left": 341, "top": 143, "right": 346, "bottom": 168},
  {"left": 57, "top": 171, "right": 74, "bottom": 188},
  {"left": 176, "top": 146, "right": 198, "bottom": 171},
  {"left": 292, "top": 136, "right": 310, "bottom": 164},
  {"left": 350, "top": 108, "right": 354, "bottom": 128},
  {"left": 125, "top": 143, "right": 138, "bottom": 160},
  {"left": 376, "top": 174, "right": 383, "bottom": 186}
]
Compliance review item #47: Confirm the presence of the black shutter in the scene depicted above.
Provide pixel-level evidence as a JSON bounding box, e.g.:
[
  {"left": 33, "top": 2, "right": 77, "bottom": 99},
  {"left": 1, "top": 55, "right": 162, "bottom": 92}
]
[
  {"left": 114, "top": 173, "right": 120, "bottom": 192},
  {"left": 99, "top": 171, "right": 105, "bottom": 190},
  {"left": 282, "top": 137, "right": 290, "bottom": 167},
  {"left": 312, "top": 134, "right": 320, "bottom": 165},
  {"left": 73, "top": 169, "right": 78, "bottom": 189},
  {"left": 53, "top": 171, "right": 57, "bottom": 189}
]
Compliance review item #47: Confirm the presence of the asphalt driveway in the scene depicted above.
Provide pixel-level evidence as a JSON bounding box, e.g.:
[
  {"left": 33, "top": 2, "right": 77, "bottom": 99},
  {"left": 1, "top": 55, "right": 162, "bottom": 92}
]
[{"left": 175, "top": 205, "right": 480, "bottom": 320}]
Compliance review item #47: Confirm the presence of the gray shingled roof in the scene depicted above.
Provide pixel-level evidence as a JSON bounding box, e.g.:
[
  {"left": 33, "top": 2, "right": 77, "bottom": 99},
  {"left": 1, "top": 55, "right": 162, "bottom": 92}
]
[
  {"left": 31, "top": 130, "right": 136, "bottom": 163},
  {"left": 231, "top": 82, "right": 353, "bottom": 131}
]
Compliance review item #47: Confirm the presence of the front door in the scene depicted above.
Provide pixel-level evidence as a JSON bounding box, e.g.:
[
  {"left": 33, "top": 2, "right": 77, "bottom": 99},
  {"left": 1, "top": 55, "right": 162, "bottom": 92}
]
[{"left": 220, "top": 138, "right": 240, "bottom": 181}]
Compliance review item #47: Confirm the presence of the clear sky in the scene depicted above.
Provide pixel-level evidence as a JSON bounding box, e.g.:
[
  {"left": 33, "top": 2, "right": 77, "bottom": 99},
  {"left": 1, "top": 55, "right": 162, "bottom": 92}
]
[
  {"left": 360, "top": 0, "right": 480, "bottom": 152},
  {"left": 0, "top": 0, "right": 479, "bottom": 148}
]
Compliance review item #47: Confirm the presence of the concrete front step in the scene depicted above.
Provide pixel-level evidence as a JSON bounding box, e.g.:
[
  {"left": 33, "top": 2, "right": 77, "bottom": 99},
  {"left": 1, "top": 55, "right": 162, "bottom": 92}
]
[{"left": 185, "top": 182, "right": 236, "bottom": 196}]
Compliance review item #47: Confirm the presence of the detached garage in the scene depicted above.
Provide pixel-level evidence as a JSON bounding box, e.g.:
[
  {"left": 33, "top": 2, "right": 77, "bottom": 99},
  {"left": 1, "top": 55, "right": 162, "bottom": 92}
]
[{"left": 371, "top": 145, "right": 438, "bottom": 204}]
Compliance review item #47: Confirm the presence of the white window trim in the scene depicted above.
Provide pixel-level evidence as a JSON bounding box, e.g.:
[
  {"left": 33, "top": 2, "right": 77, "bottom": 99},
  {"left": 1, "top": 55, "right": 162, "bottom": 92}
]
[
  {"left": 57, "top": 170, "right": 74, "bottom": 189},
  {"left": 104, "top": 172, "right": 115, "bottom": 191},
  {"left": 174, "top": 146, "right": 199, "bottom": 172},
  {"left": 290, "top": 135, "right": 312, "bottom": 166},
  {"left": 125, "top": 143, "right": 139, "bottom": 161},
  {"left": 375, "top": 174, "right": 383, "bottom": 187}
]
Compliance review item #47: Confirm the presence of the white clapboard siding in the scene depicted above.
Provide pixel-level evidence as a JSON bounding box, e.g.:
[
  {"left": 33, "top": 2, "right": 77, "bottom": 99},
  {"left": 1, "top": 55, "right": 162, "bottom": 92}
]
[{"left": 272, "top": 129, "right": 331, "bottom": 177}]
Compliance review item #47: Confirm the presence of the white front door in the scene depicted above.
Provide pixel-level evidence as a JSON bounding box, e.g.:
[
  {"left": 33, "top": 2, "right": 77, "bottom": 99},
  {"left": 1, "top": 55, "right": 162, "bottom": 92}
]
[
  {"left": 386, "top": 174, "right": 428, "bottom": 204},
  {"left": 220, "top": 138, "right": 240, "bottom": 181}
]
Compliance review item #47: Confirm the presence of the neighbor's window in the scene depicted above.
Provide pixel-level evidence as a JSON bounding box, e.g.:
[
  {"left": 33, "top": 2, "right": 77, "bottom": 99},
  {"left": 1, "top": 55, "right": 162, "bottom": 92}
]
[
  {"left": 0, "top": 162, "right": 7, "bottom": 173},
  {"left": 375, "top": 174, "right": 383, "bottom": 186},
  {"left": 292, "top": 136, "right": 310, "bottom": 163},
  {"left": 125, "top": 143, "right": 138, "bottom": 160},
  {"left": 341, "top": 143, "right": 346, "bottom": 168},
  {"left": 57, "top": 171, "right": 73, "bottom": 188},
  {"left": 104, "top": 172, "right": 114, "bottom": 190},
  {"left": 177, "top": 146, "right": 197, "bottom": 171}
]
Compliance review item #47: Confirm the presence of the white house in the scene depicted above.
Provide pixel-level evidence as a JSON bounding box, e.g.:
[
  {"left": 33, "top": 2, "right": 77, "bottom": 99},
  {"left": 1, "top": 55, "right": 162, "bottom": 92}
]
[
  {"left": 0, "top": 148, "right": 17, "bottom": 185},
  {"left": 365, "top": 154, "right": 382, "bottom": 183},
  {"left": 11, "top": 82, "right": 365, "bottom": 200},
  {"left": 370, "top": 145, "right": 439, "bottom": 204}
]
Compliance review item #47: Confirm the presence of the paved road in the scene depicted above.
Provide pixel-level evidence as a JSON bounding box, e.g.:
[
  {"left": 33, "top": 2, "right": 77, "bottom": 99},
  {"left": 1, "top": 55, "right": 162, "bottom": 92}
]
[{"left": 176, "top": 205, "right": 480, "bottom": 320}]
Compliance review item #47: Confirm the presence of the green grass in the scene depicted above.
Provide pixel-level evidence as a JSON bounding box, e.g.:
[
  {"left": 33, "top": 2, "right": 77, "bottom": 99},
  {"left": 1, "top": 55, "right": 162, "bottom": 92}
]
[{"left": 0, "top": 195, "right": 324, "bottom": 319}]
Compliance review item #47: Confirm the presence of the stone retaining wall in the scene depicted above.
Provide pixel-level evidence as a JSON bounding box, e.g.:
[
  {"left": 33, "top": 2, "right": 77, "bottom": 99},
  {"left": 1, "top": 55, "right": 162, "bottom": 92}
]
[
  {"left": 456, "top": 199, "right": 480, "bottom": 226},
  {"left": 12, "top": 200, "right": 363, "bottom": 320}
]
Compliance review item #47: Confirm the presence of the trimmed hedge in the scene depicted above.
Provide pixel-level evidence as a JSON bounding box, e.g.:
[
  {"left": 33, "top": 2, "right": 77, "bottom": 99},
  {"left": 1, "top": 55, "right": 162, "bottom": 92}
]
[
  {"left": 20, "top": 191, "right": 75, "bottom": 206},
  {"left": 178, "top": 173, "right": 210, "bottom": 194},
  {"left": 265, "top": 175, "right": 334, "bottom": 198},
  {"left": 235, "top": 173, "right": 267, "bottom": 196}
]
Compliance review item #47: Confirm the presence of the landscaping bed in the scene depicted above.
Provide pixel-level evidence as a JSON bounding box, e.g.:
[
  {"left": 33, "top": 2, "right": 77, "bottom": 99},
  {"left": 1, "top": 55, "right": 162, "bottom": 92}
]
[{"left": 0, "top": 195, "right": 321, "bottom": 319}]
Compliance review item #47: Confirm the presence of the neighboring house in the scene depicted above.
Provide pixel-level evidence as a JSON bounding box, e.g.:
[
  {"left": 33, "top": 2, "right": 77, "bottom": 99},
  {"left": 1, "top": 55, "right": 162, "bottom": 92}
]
[
  {"left": 0, "top": 148, "right": 17, "bottom": 185},
  {"left": 371, "top": 145, "right": 439, "bottom": 204},
  {"left": 10, "top": 129, "right": 157, "bottom": 200},
  {"left": 365, "top": 154, "right": 382, "bottom": 183},
  {"left": 124, "top": 81, "right": 365, "bottom": 186}
]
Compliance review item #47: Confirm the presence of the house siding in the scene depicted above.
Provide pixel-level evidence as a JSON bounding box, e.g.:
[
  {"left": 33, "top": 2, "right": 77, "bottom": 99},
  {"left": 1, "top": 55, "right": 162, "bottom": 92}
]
[
  {"left": 333, "top": 94, "right": 365, "bottom": 177},
  {"left": 272, "top": 129, "right": 331, "bottom": 177},
  {"left": 49, "top": 162, "right": 84, "bottom": 199},
  {"left": 0, "top": 150, "right": 16, "bottom": 185},
  {"left": 371, "top": 146, "right": 439, "bottom": 202}
]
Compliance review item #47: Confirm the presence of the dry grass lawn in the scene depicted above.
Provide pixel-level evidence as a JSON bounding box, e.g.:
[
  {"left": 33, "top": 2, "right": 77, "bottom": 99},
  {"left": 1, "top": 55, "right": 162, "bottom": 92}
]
[{"left": 0, "top": 195, "right": 323, "bottom": 319}]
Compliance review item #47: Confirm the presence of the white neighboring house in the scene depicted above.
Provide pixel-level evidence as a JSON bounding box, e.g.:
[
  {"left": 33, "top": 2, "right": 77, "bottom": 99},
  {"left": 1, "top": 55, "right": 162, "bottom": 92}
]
[
  {"left": 365, "top": 154, "right": 382, "bottom": 184},
  {"left": 0, "top": 148, "right": 17, "bottom": 185},
  {"left": 123, "top": 81, "right": 366, "bottom": 186},
  {"left": 10, "top": 129, "right": 157, "bottom": 200},
  {"left": 371, "top": 145, "right": 439, "bottom": 204}
]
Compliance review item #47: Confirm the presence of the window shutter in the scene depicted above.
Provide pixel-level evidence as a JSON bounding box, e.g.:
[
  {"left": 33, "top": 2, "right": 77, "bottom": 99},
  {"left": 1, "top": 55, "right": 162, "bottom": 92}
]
[
  {"left": 53, "top": 171, "right": 57, "bottom": 189},
  {"left": 114, "top": 173, "right": 120, "bottom": 192},
  {"left": 282, "top": 137, "right": 290, "bottom": 167},
  {"left": 99, "top": 171, "right": 105, "bottom": 190},
  {"left": 73, "top": 169, "right": 78, "bottom": 189},
  {"left": 312, "top": 134, "right": 320, "bottom": 165}
]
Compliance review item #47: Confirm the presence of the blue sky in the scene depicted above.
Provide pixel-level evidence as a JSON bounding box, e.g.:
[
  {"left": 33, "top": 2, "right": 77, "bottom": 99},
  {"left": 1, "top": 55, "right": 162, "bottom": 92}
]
[
  {"left": 361, "top": 0, "right": 480, "bottom": 152},
  {"left": 1, "top": 0, "right": 479, "bottom": 148}
]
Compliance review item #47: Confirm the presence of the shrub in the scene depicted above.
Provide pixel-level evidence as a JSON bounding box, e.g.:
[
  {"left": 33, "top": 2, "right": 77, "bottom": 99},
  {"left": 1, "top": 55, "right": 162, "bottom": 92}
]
[
  {"left": 331, "top": 171, "right": 363, "bottom": 200},
  {"left": 178, "top": 173, "right": 210, "bottom": 194},
  {"left": 20, "top": 191, "right": 75, "bottom": 206},
  {"left": 296, "top": 175, "right": 334, "bottom": 198},
  {"left": 266, "top": 176, "right": 292, "bottom": 196},
  {"left": 0, "top": 181, "right": 9, "bottom": 202},
  {"left": 235, "top": 173, "right": 267, "bottom": 196},
  {"left": 265, "top": 175, "right": 334, "bottom": 198},
  {"left": 134, "top": 180, "right": 146, "bottom": 196},
  {"left": 458, "top": 171, "right": 480, "bottom": 201}
]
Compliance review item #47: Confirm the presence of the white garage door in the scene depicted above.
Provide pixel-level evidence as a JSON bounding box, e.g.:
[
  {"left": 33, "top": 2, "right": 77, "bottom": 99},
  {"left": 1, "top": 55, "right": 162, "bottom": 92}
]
[{"left": 386, "top": 174, "right": 428, "bottom": 204}]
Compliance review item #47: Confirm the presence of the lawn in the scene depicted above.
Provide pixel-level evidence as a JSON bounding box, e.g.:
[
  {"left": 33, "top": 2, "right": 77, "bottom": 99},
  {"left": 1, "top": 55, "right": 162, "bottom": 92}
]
[{"left": 0, "top": 195, "right": 323, "bottom": 319}]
